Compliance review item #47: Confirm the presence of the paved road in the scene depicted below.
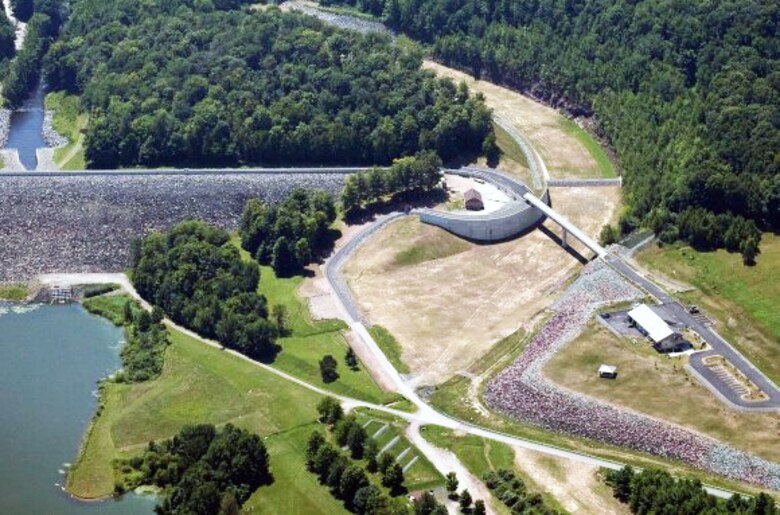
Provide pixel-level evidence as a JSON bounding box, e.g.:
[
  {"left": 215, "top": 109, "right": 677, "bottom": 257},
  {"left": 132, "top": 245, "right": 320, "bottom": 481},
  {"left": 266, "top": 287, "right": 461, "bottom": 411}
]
[
  {"left": 605, "top": 254, "right": 780, "bottom": 410},
  {"left": 37, "top": 271, "right": 744, "bottom": 501}
]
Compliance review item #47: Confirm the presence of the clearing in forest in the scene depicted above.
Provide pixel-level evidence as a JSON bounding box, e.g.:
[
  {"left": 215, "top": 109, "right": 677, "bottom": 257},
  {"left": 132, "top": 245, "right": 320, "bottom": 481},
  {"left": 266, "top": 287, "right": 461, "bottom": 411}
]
[{"left": 424, "top": 60, "right": 615, "bottom": 179}]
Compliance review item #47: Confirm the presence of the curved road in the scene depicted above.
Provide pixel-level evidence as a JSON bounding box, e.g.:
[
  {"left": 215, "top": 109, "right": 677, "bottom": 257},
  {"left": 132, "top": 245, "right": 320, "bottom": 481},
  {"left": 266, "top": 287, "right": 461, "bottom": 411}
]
[{"left": 38, "top": 271, "right": 743, "bottom": 501}]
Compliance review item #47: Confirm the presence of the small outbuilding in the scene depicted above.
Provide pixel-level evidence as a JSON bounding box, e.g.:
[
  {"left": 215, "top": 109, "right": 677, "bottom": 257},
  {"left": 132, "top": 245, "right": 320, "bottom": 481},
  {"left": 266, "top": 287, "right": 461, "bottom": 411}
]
[
  {"left": 464, "top": 188, "right": 484, "bottom": 211},
  {"left": 598, "top": 364, "right": 618, "bottom": 379}
]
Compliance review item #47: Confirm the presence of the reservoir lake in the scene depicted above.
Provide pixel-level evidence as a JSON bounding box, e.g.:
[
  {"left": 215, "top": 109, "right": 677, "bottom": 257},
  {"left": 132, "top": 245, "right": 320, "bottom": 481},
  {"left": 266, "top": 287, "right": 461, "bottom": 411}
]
[{"left": 0, "top": 303, "right": 154, "bottom": 514}]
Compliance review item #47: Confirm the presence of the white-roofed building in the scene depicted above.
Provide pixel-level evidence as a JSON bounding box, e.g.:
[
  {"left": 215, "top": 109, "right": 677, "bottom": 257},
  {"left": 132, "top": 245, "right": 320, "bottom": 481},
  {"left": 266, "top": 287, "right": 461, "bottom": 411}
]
[
  {"left": 627, "top": 304, "right": 673, "bottom": 343},
  {"left": 598, "top": 364, "right": 618, "bottom": 379},
  {"left": 626, "top": 303, "right": 691, "bottom": 353}
]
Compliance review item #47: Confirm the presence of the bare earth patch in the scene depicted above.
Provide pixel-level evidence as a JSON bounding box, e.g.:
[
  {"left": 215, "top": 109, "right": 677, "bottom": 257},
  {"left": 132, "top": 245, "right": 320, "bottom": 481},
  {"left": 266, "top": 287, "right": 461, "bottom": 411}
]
[
  {"left": 423, "top": 60, "right": 600, "bottom": 178},
  {"left": 512, "top": 447, "right": 627, "bottom": 515},
  {"left": 345, "top": 227, "right": 567, "bottom": 385},
  {"left": 341, "top": 184, "right": 621, "bottom": 385}
]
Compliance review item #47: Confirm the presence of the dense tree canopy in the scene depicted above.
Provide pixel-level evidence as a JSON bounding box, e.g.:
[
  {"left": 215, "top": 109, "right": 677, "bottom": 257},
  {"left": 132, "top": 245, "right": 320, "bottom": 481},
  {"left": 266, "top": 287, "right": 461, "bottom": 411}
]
[
  {"left": 122, "top": 423, "right": 272, "bottom": 514},
  {"left": 606, "top": 466, "right": 778, "bottom": 515},
  {"left": 240, "top": 189, "right": 337, "bottom": 276},
  {"left": 2, "top": 0, "right": 65, "bottom": 107},
  {"left": 341, "top": 151, "right": 443, "bottom": 213},
  {"left": 323, "top": 0, "right": 779, "bottom": 258},
  {"left": 0, "top": 9, "right": 14, "bottom": 62},
  {"left": 43, "top": 0, "right": 493, "bottom": 168},
  {"left": 131, "top": 220, "right": 279, "bottom": 360}
]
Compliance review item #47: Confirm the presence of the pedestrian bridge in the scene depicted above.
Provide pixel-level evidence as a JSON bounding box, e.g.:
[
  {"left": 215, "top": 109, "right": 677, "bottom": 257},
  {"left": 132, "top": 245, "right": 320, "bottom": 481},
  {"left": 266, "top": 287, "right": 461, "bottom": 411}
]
[{"left": 522, "top": 192, "right": 607, "bottom": 258}]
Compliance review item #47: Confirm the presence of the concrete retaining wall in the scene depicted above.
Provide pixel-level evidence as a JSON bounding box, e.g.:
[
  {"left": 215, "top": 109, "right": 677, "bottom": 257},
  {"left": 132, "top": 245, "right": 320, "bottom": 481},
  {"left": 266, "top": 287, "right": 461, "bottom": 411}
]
[{"left": 417, "top": 168, "right": 548, "bottom": 241}]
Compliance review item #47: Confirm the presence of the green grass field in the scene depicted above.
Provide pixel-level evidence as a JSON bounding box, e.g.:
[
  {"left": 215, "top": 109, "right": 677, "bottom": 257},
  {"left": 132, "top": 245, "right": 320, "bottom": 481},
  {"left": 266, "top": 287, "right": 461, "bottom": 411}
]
[
  {"left": 639, "top": 235, "right": 780, "bottom": 384},
  {"left": 558, "top": 117, "right": 615, "bottom": 178},
  {"left": 258, "top": 264, "right": 396, "bottom": 404},
  {"left": 494, "top": 122, "right": 530, "bottom": 168},
  {"left": 82, "top": 294, "right": 132, "bottom": 326},
  {"left": 67, "top": 326, "right": 332, "bottom": 502},
  {"left": 45, "top": 91, "right": 87, "bottom": 170},
  {"left": 420, "top": 426, "right": 566, "bottom": 514},
  {"left": 369, "top": 325, "right": 411, "bottom": 374},
  {"left": 230, "top": 235, "right": 395, "bottom": 404},
  {"left": 0, "top": 283, "right": 29, "bottom": 301}
]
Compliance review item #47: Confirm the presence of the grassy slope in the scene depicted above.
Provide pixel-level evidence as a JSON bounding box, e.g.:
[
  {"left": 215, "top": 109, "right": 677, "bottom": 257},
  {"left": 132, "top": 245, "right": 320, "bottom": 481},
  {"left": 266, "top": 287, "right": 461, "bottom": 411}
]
[
  {"left": 230, "top": 235, "right": 395, "bottom": 403},
  {"left": 420, "top": 426, "right": 566, "bottom": 514},
  {"left": 83, "top": 295, "right": 131, "bottom": 326},
  {"left": 558, "top": 117, "right": 615, "bottom": 178},
  {"left": 0, "top": 283, "right": 29, "bottom": 301},
  {"left": 638, "top": 235, "right": 780, "bottom": 385},
  {"left": 494, "top": 122, "right": 529, "bottom": 168},
  {"left": 356, "top": 409, "right": 444, "bottom": 492},
  {"left": 257, "top": 265, "right": 395, "bottom": 404},
  {"left": 45, "top": 91, "right": 87, "bottom": 170},
  {"left": 67, "top": 325, "right": 349, "bottom": 514},
  {"left": 369, "top": 325, "right": 411, "bottom": 374},
  {"left": 545, "top": 323, "right": 780, "bottom": 463}
]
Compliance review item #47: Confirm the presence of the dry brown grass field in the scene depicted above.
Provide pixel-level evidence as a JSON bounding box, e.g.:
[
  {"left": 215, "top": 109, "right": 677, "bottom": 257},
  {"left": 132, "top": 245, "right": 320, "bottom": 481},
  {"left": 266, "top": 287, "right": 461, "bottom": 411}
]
[
  {"left": 424, "top": 60, "right": 608, "bottom": 179},
  {"left": 342, "top": 186, "right": 621, "bottom": 385},
  {"left": 544, "top": 322, "right": 780, "bottom": 463}
]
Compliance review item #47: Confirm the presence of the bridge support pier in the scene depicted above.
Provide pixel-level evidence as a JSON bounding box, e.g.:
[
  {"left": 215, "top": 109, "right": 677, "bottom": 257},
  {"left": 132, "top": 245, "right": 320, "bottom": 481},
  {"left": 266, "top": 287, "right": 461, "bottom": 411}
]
[{"left": 562, "top": 228, "right": 568, "bottom": 248}]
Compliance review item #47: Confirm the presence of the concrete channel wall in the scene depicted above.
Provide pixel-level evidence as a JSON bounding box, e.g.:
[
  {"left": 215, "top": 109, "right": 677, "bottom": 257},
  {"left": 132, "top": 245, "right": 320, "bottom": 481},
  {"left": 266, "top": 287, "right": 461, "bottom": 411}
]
[{"left": 417, "top": 168, "right": 548, "bottom": 242}]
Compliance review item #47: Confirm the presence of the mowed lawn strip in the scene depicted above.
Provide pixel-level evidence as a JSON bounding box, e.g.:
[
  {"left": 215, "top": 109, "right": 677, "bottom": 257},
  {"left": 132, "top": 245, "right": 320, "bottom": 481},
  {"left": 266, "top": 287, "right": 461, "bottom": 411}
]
[
  {"left": 557, "top": 117, "right": 616, "bottom": 178},
  {"left": 45, "top": 91, "right": 87, "bottom": 170},
  {"left": 0, "top": 282, "right": 29, "bottom": 301},
  {"left": 638, "top": 235, "right": 780, "bottom": 384},
  {"left": 67, "top": 326, "right": 325, "bottom": 499}
]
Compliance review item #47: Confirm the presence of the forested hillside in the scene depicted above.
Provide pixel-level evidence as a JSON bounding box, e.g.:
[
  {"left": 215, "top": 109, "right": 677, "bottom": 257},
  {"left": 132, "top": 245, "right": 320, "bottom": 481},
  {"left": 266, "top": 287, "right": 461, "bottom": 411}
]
[
  {"left": 0, "top": 8, "right": 14, "bottom": 63},
  {"left": 43, "top": 0, "right": 493, "bottom": 168},
  {"left": 323, "top": 0, "right": 779, "bottom": 260}
]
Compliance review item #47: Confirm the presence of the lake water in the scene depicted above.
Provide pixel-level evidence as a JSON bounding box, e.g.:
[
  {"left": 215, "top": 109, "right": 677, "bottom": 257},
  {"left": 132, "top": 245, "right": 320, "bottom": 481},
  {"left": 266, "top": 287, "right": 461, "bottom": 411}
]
[
  {"left": 0, "top": 303, "right": 155, "bottom": 514},
  {"left": 4, "top": 83, "right": 47, "bottom": 170}
]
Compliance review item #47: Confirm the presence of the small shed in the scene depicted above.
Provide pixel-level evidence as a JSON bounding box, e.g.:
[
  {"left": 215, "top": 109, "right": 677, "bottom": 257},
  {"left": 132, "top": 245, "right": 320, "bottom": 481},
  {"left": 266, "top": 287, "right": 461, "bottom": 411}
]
[
  {"left": 464, "top": 188, "right": 484, "bottom": 211},
  {"left": 598, "top": 364, "right": 618, "bottom": 379}
]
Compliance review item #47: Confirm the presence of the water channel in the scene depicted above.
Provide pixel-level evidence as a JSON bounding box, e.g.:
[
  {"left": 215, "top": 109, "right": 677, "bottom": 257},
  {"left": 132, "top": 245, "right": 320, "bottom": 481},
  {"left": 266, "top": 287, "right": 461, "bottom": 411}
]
[
  {"left": 0, "top": 303, "right": 154, "bottom": 514},
  {"left": 3, "top": 82, "right": 47, "bottom": 170}
]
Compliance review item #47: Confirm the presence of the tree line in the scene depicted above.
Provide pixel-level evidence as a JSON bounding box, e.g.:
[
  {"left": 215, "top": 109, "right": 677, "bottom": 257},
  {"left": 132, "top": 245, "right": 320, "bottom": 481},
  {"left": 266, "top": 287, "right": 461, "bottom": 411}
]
[
  {"left": 43, "top": 0, "right": 493, "bottom": 168},
  {"left": 119, "top": 423, "right": 272, "bottom": 514},
  {"left": 606, "top": 466, "right": 778, "bottom": 515},
  {"left": 0, "top": 8, "right": 13, "bottom": 62},
  {"left": 240, "top": 189, "right": 337, "bottom": 276},
  {"left": 310, "top": 397, "right": 456, "bottom": 514},
  {"left": 2, "top": 0, "right": 64, "bottom": 107},
  {"left": 131, "top": 220, "right": 280, "bottom": 361},
  {"left": 341, "top": 151, "right": 443, "bottom": 214},
  {"left": 482, "top": 468, "right": 559, "bottom": 514},
  {"left": 321, "top": 0, "right": 779, "bottom": 261}
]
